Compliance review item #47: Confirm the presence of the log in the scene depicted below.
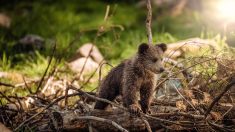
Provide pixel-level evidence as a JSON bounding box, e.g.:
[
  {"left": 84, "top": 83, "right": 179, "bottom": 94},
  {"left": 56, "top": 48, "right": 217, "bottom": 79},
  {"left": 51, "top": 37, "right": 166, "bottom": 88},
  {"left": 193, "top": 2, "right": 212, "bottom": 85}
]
[
  {"left": 61, "top": 107, "right": 206, "bottom": 132},
  {"left": 165, "top": 38, "right": 218, "bottom": 58},
  {"left": 63, "top": 109, "right": 160, "bottom": 132},
  {"left": 60, "top": 102, "right": 235, "bottom": 132}
]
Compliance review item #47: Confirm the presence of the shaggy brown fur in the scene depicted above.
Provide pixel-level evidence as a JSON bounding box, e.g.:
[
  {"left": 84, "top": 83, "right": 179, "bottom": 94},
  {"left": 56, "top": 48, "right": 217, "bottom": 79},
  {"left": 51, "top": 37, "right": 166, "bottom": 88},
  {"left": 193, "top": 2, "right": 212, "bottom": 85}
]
[{"left": 94, "top": 43, "right": 167, "bottom": 114}]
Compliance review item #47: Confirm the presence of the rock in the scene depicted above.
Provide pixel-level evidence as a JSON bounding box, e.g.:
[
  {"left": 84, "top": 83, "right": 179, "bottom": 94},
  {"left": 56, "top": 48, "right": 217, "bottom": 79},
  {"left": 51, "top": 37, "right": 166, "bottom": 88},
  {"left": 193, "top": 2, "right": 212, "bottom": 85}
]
[
  {"left": 68, "top": 57, "right": 99, "bottom": 74},
  {"left": 77, "top": 43, "right": 104, "bottom": 64},
  {"left": 18, "top": 34, "right": 45, "bottom": 50},
  {"left": 165, "top": 50, "right": 182, "bottom": 59},
  {"left": 0, "top": 13, "right": 11, "bottom": 28},
  {"left": 165, "top": 38, "right": 218, "bottom": 58},
  {"left": 67, "top": 43, "right": 103, "bottom": 77},
  {"left": 12, "top": 34, "right": 45, "bottom": 54}
]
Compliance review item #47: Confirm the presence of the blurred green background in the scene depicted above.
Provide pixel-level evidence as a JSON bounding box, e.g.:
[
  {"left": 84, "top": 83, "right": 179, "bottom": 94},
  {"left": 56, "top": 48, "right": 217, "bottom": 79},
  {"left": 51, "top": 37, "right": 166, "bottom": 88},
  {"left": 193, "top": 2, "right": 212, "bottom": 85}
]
[{"left": 0, "top": 0, "right": 234, "bottom": 78}]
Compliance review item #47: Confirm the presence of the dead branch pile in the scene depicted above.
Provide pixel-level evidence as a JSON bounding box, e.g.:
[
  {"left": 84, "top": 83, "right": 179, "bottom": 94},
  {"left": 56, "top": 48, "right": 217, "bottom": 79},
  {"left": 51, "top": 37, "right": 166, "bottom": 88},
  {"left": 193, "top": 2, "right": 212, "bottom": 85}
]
[{"left": 0, "top": 52, "right": 235, "bottom": 132}]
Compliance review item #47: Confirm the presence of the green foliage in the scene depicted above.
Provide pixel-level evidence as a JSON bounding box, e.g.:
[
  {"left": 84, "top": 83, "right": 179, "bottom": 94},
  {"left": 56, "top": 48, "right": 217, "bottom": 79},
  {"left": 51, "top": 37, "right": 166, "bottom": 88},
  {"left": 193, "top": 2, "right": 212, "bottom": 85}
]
[
  {"left": 0, "top": 52, "right": 11, "bottom": 71},
  {"left": 213, "top": 34, "right": 228, "bottom": 49},
  {"left": 14, "top": 51, "right": 55, "bottom": 77}
]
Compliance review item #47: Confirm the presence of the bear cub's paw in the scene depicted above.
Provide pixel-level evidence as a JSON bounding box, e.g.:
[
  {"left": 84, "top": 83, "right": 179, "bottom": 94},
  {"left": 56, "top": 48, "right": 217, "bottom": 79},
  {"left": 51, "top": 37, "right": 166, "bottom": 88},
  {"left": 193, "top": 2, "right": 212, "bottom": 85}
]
[
  {"left": 142, "top": 108, "right": 151, "bottom": 115},
  {"left": 129, "top": 104, "right": 142, "bottom": 116}
]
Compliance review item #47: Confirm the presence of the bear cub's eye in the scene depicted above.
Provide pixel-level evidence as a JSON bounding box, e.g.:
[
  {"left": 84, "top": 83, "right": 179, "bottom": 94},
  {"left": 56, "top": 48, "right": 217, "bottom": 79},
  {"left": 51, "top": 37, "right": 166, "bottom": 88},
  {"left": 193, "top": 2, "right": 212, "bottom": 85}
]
[{"left": 152, "top": 58, "right": 158, "bottom": 63}]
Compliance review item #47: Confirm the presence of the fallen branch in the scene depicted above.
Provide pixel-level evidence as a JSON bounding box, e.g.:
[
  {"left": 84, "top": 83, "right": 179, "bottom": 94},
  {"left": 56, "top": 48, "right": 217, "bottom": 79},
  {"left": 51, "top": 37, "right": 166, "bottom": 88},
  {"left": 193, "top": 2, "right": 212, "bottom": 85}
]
[
  {"left": 14, "top": 92, "right": 80, "bottom": 131},
  {"left": 142, "top": 118, "right": 152, "bottom": 132},
  {"left": 72, "top": 116, "right": 128, "bottom": 132}
]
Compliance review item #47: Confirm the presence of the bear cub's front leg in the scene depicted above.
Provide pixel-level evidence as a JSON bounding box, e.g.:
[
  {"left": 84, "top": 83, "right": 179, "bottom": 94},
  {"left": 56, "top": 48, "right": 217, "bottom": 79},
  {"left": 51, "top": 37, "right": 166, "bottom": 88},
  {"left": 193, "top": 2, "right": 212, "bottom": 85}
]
[{"left": 140, "top": 84, "right": 155, "bottom": 114}]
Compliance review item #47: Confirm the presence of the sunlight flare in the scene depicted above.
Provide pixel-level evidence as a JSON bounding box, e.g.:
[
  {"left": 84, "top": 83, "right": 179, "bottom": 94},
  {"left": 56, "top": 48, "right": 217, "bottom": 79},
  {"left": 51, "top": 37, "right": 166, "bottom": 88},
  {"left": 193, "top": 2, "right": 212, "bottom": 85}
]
[{"left": 216, "top": 0, "right": 235, "bottom": 21}]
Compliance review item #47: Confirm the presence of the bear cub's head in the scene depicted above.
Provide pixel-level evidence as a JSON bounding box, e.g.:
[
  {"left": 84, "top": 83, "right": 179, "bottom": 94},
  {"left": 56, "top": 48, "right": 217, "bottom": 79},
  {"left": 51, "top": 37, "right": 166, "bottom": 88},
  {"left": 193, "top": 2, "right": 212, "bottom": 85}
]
[{"left": 138, "top": 43, "right": 167, "bottom": 74}]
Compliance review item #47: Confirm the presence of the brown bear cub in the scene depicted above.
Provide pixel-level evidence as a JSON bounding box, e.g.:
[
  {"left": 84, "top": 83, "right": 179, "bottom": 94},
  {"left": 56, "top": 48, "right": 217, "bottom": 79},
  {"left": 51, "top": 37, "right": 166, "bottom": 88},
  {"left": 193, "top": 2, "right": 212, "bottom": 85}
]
[{"left": 94, "top": 43, "right": 167, "bottom": 114}]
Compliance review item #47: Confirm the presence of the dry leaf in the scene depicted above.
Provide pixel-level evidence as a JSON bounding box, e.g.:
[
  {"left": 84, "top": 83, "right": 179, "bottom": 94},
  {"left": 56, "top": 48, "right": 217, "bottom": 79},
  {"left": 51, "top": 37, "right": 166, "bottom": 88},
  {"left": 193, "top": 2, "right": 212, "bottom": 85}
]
[
  {"left": 184, "top": 90, "right": 195, "bottom": 99},
  {"left": 191, "top": 99, "right": 199, "bottom": 106},
  {"left": 210, "top": 112, "right": 222, "bottom": 121},
  {"left": 176, "top": 101, "right": 187, "bottom": 111},
  {"left": 203, "top": 92, "right": 212, "bottom": 103}
]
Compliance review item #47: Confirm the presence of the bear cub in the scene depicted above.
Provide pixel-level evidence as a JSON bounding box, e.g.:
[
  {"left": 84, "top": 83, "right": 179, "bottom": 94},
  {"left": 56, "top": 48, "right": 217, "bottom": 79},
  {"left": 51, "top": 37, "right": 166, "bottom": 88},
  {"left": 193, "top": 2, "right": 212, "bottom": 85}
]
[{"left": 94, "top": 43, "right": 167, "bottom": 114}]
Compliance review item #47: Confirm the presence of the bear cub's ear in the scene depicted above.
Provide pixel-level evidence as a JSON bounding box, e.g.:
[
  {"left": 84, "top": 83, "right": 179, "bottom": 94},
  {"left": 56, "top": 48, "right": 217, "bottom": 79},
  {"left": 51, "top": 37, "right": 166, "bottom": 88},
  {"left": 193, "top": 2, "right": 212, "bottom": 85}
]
[
  {"left": 138, "top": 43, "right": 149, "bottom": 54},
  {"left": 155, "top": 43, "right": 167, "bottom": 52}
]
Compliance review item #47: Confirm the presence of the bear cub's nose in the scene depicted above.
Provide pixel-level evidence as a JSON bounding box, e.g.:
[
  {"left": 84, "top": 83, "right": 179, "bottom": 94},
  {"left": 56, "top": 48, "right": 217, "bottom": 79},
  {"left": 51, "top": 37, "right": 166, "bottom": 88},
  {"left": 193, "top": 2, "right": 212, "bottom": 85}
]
[{"left": 159, "top": 68, "right": 165, "bottom": 72}]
